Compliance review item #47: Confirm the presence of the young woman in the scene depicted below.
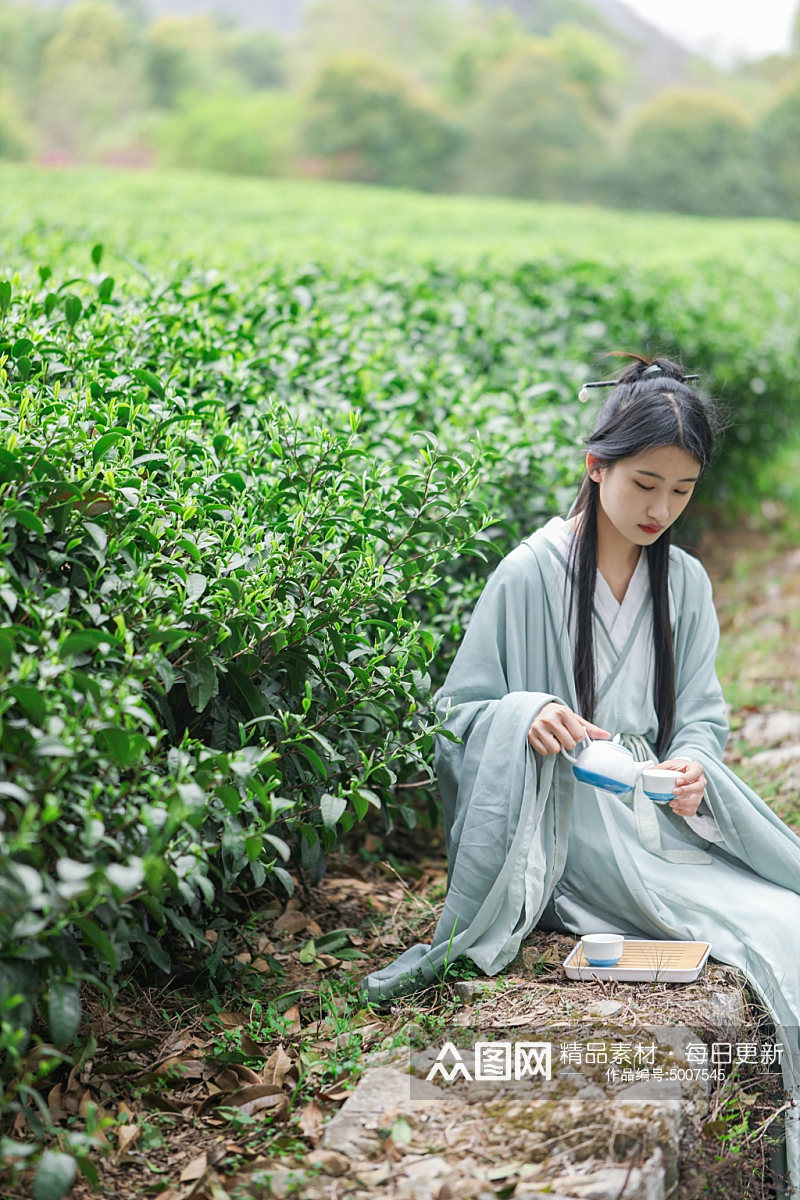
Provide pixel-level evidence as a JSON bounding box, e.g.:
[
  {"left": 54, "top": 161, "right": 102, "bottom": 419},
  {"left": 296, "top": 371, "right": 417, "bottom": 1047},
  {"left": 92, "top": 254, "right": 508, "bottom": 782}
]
[{"left": 362, "top": 355, "right": 800, "bottom": 1194}]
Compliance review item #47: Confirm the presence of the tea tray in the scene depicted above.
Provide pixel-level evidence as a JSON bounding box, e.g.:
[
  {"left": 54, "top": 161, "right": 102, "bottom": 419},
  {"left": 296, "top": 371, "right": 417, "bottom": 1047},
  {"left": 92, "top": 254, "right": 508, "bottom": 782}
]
[{"left": 563, "top": 939, "right": 711, "bottom": 983}]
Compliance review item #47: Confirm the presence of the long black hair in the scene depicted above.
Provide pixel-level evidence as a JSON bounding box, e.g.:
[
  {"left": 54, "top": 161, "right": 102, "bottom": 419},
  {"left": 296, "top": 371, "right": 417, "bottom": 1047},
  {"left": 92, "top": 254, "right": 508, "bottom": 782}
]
[{"left": 567, "top": 353, "right": 723, "bottom": 758}]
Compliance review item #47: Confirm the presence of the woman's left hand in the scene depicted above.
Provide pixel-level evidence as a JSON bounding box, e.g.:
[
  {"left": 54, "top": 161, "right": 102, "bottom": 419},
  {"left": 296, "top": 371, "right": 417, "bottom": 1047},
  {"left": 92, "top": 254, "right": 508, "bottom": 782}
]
[{"left": 655, "top": 758, "right": 706, "bottom": 817}]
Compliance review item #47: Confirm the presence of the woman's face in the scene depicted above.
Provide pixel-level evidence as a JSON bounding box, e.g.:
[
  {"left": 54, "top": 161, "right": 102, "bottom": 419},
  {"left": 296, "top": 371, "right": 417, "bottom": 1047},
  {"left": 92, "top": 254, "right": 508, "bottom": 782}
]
[{"left": 588, "top": 445, "right": 701, "bottom": 547}]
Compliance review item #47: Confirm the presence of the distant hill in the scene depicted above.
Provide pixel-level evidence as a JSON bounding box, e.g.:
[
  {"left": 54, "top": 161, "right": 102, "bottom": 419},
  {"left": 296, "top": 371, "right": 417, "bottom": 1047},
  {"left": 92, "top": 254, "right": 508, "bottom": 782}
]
[
  {"left": 144, "top": 0, "right": 304, "bottom": 31},
  {"left": 477, "top": 0, "right": 703, "bottom": 94},
  {"left": 16, "top": 0, "right": 709, "bottom": 92},
  {"left": 13, "top": 0, "right": 306, "bottom": 30}
]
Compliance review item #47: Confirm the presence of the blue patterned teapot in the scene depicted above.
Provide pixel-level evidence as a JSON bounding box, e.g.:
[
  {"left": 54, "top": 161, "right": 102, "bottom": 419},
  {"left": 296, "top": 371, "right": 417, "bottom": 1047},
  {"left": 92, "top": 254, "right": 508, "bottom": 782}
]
[{"left": 561, "top": 734, "right": 654, "bottom": 795}]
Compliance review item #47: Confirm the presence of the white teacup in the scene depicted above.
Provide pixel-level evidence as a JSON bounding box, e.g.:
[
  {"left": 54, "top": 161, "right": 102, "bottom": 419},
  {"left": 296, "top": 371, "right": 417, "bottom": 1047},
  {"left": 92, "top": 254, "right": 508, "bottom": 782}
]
[
  {"left": 641, "top": 767, "right": 680, "bottom": 804},
  {"left": 581, "top": 933, "right": 624, "bottom": 967}
]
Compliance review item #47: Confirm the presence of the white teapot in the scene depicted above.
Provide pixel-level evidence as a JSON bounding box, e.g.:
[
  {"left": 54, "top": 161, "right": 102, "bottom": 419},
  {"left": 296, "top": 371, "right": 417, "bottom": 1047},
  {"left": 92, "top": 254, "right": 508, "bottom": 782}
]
[{"left": 561, "top": 734, "right": 654, "bottom": 795}]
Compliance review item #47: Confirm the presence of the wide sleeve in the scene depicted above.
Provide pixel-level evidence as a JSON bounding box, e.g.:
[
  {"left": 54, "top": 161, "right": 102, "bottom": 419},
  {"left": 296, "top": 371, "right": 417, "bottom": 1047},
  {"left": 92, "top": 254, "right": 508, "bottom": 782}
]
[
  {"left": 665, "top": 550, "right": 800, "bottom": 883},
  {"left": 666, "top": 552, "right": 728, "bottom": 765},
  {"left": 360, "top": 542, "right": 575, "bottom": 1004},
  {"left": 434, "top": 546, "right": 566, "bottom": 862}
]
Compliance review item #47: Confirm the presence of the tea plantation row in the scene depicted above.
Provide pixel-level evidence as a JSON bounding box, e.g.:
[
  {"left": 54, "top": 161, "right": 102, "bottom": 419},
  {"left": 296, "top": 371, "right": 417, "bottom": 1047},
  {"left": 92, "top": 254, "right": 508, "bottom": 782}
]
[{"left": 1, "top": 230, "right": 798, "bottom": 1090}]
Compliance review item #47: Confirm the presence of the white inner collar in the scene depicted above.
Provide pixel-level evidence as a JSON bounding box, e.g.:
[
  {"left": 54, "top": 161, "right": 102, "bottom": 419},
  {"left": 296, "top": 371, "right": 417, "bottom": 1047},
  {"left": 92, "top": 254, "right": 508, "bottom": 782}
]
[
  {"left": 539, "top": 517, "right": 649, "bottom": 652},
  {"left": 594, "top": 552, "right": 649, "bottom": 651}
]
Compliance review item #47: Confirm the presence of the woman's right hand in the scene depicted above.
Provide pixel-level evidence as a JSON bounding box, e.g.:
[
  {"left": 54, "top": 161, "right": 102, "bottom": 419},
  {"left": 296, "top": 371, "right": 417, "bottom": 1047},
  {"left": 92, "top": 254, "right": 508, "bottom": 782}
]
[{"left": 527, "top": 702, "right": 611, "bottom": 756}]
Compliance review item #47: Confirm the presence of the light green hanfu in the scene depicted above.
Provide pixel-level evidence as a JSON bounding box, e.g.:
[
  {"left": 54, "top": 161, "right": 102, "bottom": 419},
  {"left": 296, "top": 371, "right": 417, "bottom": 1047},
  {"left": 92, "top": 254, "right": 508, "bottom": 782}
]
[{"left": 361, "top": 517, "right": 800, "bottom": 1195}]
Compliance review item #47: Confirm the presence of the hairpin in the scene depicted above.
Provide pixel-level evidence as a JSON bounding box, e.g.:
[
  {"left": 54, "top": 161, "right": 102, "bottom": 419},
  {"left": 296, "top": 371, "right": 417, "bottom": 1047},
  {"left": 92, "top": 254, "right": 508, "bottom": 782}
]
[{"left": 578, "top": 372, "right": 699, "bottom": 401}]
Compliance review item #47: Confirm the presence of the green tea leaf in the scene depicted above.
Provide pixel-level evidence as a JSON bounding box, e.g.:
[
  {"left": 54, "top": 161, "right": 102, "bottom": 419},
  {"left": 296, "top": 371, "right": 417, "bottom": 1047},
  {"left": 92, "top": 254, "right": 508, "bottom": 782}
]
[
  {"left": 185, "top": 655, "right": 218, "bottom": 711},
  {"left": 92, "top": 431, "right": 125, "bottom": 464},
  {"left": 295, "top": 742, "right": 327, "bottom": 780},
  {"left": 320, "top": 792, "right": 346, "bottom": 829},
  {"left": 33, "top": 1151, "right": 77, "bottom": 1200},
  {"left": 47, "top": 982, "right": 82, "bottom": 1048},
  {"left": 131, "top": 368, "right": 165, "bottom": 399},
  {"left": 9, "top": 507, "right": 45, "bottom": 535},
  {"left": 10, "top": 684, "right": 46, "bottom": 726},
  {"left": 63, "top": 294, "right": 82, "bottom": 327},
  {"left": 73, "top": 916, "right": 119, "bottom": 970},
  {"left": 185, "top": 573, "right": 207, "bottom": 602}
]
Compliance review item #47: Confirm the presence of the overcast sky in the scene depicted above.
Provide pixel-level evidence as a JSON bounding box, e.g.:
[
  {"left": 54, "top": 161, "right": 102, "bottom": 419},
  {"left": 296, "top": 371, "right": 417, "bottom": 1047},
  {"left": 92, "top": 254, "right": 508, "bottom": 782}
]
[{"left": 622, "top": 0, "right": 797, "bottom": 64}]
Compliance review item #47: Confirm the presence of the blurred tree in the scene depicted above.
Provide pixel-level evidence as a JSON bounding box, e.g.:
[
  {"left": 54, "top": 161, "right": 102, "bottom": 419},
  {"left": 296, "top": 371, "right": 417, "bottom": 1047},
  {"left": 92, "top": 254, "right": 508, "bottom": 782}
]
[
  {"left": 154, "top": 89, "right": 301, "bottom": 176},
  {"left": 615, "top": 89, "right": 766, "bottom": 216},
  {"left": 758, "top": 84, "right": 800, "bottom": 217},
  {"left": 227, "top": 30, "right": 287, "bottom": 90},
  {"left": 302, "top": 54, "right": 461, "bottom": 190},
  {"left": 549, "top": 23, "right": 627, "bottom": 118},
  {"left": 144, "top": 15, "right": 241, "bottom": 108},
  {"left": 36, "top": 0, "right": 147, "bottom": 156},
  {"left": 454, "top": 43, "right": 607, "bottom": 200},
  {"left": 445, "top": 9, "right": 533, "bottom": 105},
  {"left": 0, "top": 0, "right": 58, "bottom": 125},
  {"left": 0, "top": 91, "right": 32, "bottom": 160},
  {"left": 114, "top": 0, "right": 148, "bottom": 27},
  {"left": 299, "top": 0, "right": 457, "bottom": 87},
  {"left": 480, "top": 0, "right": 603, "bottom": 39}
]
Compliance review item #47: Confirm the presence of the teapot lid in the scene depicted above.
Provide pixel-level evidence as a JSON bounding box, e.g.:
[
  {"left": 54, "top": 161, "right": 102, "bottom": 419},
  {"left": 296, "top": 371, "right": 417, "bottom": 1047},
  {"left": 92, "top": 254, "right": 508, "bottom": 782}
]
[{"left": 594, "top": 734, "right": 632, "bottom": 756}]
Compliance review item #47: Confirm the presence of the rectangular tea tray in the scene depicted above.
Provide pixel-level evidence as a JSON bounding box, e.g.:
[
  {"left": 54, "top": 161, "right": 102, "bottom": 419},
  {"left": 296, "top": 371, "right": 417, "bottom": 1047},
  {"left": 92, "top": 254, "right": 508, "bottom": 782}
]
[{"left": 563, "top": 939, "right": 711, "bottom": 983}]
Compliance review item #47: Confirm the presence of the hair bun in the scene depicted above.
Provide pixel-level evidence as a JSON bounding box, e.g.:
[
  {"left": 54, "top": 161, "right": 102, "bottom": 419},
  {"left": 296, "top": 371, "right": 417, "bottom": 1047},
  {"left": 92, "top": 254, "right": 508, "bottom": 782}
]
[{"left": 608, "top": 353, "right": 696, "bottom": 386}]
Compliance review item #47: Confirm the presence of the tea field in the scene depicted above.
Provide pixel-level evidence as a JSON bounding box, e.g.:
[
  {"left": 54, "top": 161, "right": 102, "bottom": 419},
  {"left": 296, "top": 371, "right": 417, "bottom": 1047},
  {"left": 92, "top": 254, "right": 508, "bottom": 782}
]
[
  {"left": 5, "top": 162, "right": 800, "bottom": 273},
  {"left": 2, "top": 164, "right": 800, "bottom": 1195}
]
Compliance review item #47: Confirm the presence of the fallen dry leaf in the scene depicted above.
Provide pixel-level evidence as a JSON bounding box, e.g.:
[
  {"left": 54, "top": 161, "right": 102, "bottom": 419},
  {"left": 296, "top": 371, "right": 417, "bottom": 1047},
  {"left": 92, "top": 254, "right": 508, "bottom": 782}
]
[
  {"left": 180, "top": 1153, "right": 207, "bottom": 1183},
  {"left": 261, "top": 1045, "right": 295, "bottom": 1089},
  {"left": 491, "top": 1011, "right": 552, "bottom": 1029},
  {"left": 215, "top": 1063, "right": 263, "bottom": 1089},
  {"left": 198, "top": 1082, "right": 288, "bottom": 1119},
  {"left": 92, "top": 1060, "right": 142, "bottom": 1078},
  {"left": 216, "top": 1012, "right": 247, "bottom": 1029},
  {"left": 210, "top": 1069, "right": 239, "bottom": 1093},
  {"left": 153, "top": 1056, "right": 209, "bottom": 1080},
  {"left": 47, "top": 1083, "right": 67, "bottom": 1121},
  {"left": 297, "top": 1099, "right": 324, "bottom": 1142},
  {"left": 273, "top": 911, "right": 307, "bottom": 935},
  {"left": 224, "top": 1082, "right": 284, "bottom": 1108},
  {"left": 239, "top": 1092, "right": 289, "bottom": 1118},
  {"left": 116, "top": 1123, "right": 141, "bottom": 1154},
  {"left": 159, "top": 1032, "right": 189, "bottom": 1055},
  {"left": 282, "top": 1004, "right": 302, "bottom": 1034},
  {"left": 314, "top": 953, "right": 341, "bottom": 969},
  {"left": 140, "top": 1090, "right": 187, "bottom": 1114},
  {"left": 306, "top": 1149, "right": 350, "bottom": 1175},
  {"left": 319, "top": 1074, "right": 357, "bottom": 1102},
  {"left": 239, "top": 1032, "right": 270, "bottom": 1057}
]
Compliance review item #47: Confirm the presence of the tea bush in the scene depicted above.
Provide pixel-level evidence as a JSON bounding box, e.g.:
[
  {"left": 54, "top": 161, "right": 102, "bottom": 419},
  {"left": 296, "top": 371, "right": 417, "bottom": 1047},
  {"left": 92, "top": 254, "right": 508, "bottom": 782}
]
[
  {"left": 0, "top": 263, "right": 498, "bottom": 1050},
  {"left": 1, "top": 182, "right": 800, "bottom": 1124}
]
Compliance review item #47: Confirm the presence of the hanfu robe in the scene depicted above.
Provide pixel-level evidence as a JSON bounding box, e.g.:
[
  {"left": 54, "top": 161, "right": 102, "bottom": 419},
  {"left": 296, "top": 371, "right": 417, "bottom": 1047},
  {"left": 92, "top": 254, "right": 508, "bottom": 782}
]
[{"left": 361, "top": 516, "right": 800, "bottom": 1196}]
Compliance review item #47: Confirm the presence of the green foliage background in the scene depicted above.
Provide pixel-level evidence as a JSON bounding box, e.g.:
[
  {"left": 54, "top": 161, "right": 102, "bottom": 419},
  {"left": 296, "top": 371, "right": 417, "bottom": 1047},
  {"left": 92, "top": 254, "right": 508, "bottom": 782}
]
[
  {"left": 2, "top": 167, "right": 800, "bottom": 1188},
  {"left": 2, "top": 0, "right": 800, "bottom": 219}
]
